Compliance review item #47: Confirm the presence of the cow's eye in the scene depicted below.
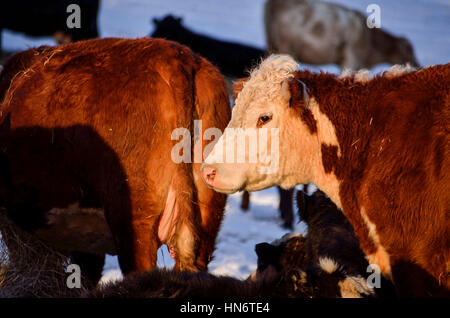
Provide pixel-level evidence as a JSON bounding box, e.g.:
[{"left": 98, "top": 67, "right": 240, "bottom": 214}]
[{"left": 257, "top": 114, "right": 272, "bottom": 127}]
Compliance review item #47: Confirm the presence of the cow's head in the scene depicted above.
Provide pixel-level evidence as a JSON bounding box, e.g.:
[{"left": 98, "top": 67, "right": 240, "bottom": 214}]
[
  {"left": 248, "top": 233, "right": 376, "bottom": 298},
  {"left": 248, "top": 233, "right": 307, "bottom": 283},
  {"left": 201, "top": 55, "right": 319, "bottom": 194}
]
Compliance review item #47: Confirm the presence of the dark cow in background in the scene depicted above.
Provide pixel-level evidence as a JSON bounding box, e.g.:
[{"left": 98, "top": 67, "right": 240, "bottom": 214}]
[
  {"left": 0, "top": 0, "right": 99, "bottom": 54},
  {"left": 0, "top": 38, "right": 230, "bottom": 284},
  {"left": 201, "top": 55, "right": 449, "bottom": 297},
  {"left": 265, "top": 0, "right": 419, "bottom": 70},
  {"left": 151, "top": 14, "right": 297, "bottom": 229},
  {"left": 250, "top": 190, "right": 396, "bottom": 298},
  {"left": 151, "top": 15, "right": 265, "bottom": 78}
]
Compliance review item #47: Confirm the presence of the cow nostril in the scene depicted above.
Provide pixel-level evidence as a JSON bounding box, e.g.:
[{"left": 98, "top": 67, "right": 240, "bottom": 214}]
[
  {"left": 202, "top": 166, "right": 216, "bottom": 185},
  {"left": 206, "top": 169, "right": 216, "bottom": 182}
]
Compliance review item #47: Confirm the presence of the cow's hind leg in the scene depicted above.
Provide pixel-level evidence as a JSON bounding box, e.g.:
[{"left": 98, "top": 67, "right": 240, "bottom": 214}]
[
  {"left": 241, "top": 191, "right": 250, "bottom": 211},
  {"left": 71, "top": 252, "right": 105, "bottom": 288},
  {"left": 278, "top": 187, "right": 294, "bottom": 229},
  {"left": 105, "top": 200, "right": 160, "bottom": 275}
]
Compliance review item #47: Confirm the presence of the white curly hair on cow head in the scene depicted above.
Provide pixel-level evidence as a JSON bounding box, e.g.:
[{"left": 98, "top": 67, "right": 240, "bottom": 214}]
[
  {"left": 231, "top": 54, "right": 299, "bottom": 119},
  {"left": 201, "top": 54, "right": 323, "bottom": 194}
]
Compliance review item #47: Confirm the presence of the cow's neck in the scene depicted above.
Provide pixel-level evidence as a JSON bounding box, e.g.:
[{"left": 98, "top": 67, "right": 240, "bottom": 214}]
[
  {"left": 305, "top": 96, "right": 344, "bottom": 209},
  {"left": 304, "top": 75, "right": 371, "bottom": 210}
]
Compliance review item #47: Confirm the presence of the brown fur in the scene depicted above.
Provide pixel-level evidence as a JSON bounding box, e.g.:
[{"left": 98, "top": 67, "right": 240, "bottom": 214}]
[
  {"left": 0, "top": 38, "right": 230, "bottom": 276},
  {"left": 289, "top": 65, "right": 450, "bottom": 296},
  {"left": 205, "top": 55, "right": 448, "bottom": 296}
]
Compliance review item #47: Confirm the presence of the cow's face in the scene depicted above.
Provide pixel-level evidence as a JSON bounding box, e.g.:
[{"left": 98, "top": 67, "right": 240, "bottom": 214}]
[
  {"left": 151, "top": 15, "right": 184, "bottom": 41},
  {"left": 249, "top": 233, "right": 376, "bottom": 298},
  {"left": 248, "top": 233, "right": 307, "bottom": 283},
  {"left": 201, "top": 55, "right": 317, "bottom": 194}
]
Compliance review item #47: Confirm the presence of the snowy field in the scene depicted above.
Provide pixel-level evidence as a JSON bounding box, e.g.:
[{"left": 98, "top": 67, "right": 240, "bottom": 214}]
[{"left": 2, "top": 0, "right": 449, "bottom": 284}]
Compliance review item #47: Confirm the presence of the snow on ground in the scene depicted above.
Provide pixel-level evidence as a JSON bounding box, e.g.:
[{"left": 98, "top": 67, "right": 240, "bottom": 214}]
[{"left": 2, "top": 0, "right": 449, "bottom": 284}]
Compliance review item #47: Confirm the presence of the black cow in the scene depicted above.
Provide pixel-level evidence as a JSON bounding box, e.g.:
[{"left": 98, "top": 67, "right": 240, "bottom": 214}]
[
  {"left": 250, "top": 191, "right": 397, "bottom": 298},
  {"left": 151, "top": 15, "right": 266, "bottom": 78}
]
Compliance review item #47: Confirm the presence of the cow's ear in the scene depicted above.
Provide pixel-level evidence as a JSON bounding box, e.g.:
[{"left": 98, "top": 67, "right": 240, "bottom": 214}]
[
  {"left": 232, "top": 77, "right": 248, "bottom": 100},
  {"left": 282, "top": 78, "right": 309, "bottom": 108},
  {"left": 152, "top": 17, "right": 159, "bottom": 25},
  {"left": 176, "top": 16, "right": 183, "bottom": 23}
]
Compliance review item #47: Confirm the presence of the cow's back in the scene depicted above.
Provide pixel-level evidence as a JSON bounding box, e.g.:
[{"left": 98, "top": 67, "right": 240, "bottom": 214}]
[{"left": 2, "top": 38, "right": 195, "bottom": 130}]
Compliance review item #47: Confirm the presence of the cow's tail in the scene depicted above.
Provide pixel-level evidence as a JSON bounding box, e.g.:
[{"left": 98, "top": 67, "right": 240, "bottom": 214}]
[
  {"left": 190, "top": 57, "right": 230, "bottom": 270},
  {"left": 166, "top": 74, "right": 199, "bottom": 271}
]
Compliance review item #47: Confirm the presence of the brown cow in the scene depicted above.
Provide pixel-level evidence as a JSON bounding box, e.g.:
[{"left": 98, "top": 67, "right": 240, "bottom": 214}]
[
  {"left": 201, "top": 55, "right": 449, "bottom": 297},
  {"left": 0, "top": 38, "right": 230, "bottom": 282}
]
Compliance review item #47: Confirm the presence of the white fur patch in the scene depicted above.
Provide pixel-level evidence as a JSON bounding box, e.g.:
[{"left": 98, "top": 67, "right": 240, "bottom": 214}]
[
  {"left": 319, "top": 257, "right": 339, "bottom": 274},
  {"left": 304, "top": 97, "right": 343, "bottom": 209},
  {"left": 338, "top": 275, "right": 375, "bottom": 298},
  {"left": 340, "top": 68, "right": 371, "bottom": 82},
  {"left": 360, "top": 207, "right": 392, "bottom": 278},
  {"left": 341, "top": 64, "right": 416, "bottom": 83},
  {"left": 384, "top": 64, "right": 416, "bottom": 78},
  {"left": 309, "top": 97, "right": 342, "bottom": 157}
]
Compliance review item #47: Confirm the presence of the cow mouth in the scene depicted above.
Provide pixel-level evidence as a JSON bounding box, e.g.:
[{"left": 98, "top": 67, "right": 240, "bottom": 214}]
[
  {"left": 206, "top": 177, "right": 247, "bottom": 194},
  {"left": 207, "top": 186, "right": 240, "bottom": 194}
]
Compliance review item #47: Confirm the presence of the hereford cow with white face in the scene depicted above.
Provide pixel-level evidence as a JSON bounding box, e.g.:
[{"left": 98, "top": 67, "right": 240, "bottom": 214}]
[
  {"left": 201, "top": 55, "right": 450, "bottom": 297},
  {"left": 202, "top": 55, "right": 341, "bottom": 203}
]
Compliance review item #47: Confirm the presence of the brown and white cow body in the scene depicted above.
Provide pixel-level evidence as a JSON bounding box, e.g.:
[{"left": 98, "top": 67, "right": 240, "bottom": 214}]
[
  {"left": 201, "top": 55, "right": 449, "bottom": 297},
  {"left": 0, "top": 38, "right": 230, "bottom": 280},
  {"left": 265, "top": 0, "right": 419, "bottom": 70}
]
